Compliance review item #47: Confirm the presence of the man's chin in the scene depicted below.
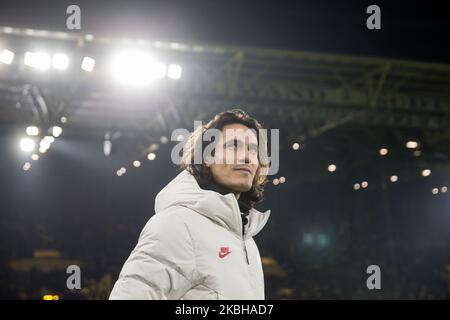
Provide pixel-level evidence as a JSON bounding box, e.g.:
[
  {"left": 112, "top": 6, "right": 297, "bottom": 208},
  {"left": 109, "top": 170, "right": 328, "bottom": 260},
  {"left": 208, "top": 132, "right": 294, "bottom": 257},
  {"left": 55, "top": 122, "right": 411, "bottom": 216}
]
[{"left": 231, "top": 182, "right": 253, "bottom": 193}]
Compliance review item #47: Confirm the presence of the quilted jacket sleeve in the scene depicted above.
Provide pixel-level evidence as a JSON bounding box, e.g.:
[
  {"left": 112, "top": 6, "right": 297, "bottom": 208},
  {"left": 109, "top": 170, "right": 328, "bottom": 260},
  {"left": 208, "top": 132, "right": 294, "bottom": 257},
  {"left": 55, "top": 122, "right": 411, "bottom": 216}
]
[{"left": 109, "top": 209, "right": 198, "bottom": 300}]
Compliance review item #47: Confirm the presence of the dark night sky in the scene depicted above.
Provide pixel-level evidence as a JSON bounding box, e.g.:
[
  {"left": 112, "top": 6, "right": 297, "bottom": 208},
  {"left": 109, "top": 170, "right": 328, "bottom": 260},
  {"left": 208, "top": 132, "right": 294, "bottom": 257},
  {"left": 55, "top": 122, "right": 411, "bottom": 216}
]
[{"left": 0, "top": 0, "right": 449, "bottom": 63}]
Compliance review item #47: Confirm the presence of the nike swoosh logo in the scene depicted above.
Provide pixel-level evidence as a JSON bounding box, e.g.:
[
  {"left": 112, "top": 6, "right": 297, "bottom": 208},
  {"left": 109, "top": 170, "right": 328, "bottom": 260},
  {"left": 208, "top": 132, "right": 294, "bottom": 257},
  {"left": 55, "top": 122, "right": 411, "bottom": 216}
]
[{"left": 219, "top": 251, "right": 231, "bottom": 259}]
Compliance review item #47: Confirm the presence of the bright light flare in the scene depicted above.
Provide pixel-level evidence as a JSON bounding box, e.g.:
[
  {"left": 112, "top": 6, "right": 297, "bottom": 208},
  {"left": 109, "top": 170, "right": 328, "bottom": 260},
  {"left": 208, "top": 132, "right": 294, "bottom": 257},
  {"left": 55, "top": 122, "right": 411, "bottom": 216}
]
[
  {"left": 52, "top": 126, "right": 63, "bottom": 137},
  {"left": 26, "top": 126, "right": 39, "bottom": 136},
  {"left": 20, "top": 137, "right": 35, "bottom": 152},
  {"left": 406, "top": 141, "right": 418, "bottom": 149},
  {"left": 24, "top": 51, "right": 51, "bottom": 70},
  {"left": 52, "top": 53, "right": 69, "bottom": 70},
  {"left": 167, "top": 64, "right": 182, "bottom": 79},
  {"left": 133, "top": 160, "right": 141, "bottom": 168},
  {"left": 23, "top": 162, "right": 31, "bottom": 171},
  {"left": 81, "top": 56, "right": 95, "bottom": 72},
  {"left": 111, "top": 50, "right": 166, "bottom": 86},
  {"left": 328, "top": 164, "right": 336, "bottom": 172},
  {"left": 0, "top": 49, "right": 15, "bottom": 64},
  {"left": 421, "top": 169, "right": 431, "bottom": 177}
]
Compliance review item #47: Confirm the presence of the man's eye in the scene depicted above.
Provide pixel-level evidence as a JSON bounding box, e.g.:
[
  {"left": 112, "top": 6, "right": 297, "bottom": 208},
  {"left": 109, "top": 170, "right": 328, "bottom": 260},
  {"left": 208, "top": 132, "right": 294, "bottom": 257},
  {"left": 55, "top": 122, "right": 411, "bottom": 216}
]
[{"left": 226, "top": 142, "right": 236, "bottom": 149}]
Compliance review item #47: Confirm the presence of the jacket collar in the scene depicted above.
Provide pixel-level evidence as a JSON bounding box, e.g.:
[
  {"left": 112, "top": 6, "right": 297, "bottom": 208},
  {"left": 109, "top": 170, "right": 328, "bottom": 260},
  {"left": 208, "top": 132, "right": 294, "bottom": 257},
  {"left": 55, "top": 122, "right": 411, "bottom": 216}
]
[{"left": 155, "top": 170, "right": 271, "bottom": 240}]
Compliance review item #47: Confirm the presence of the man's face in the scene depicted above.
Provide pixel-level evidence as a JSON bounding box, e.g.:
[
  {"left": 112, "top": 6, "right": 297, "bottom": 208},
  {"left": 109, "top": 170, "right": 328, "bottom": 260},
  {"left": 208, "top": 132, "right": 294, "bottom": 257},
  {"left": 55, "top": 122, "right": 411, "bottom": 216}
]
[{"left": 208, "top": 123, "right": 259, "bottom": 194}]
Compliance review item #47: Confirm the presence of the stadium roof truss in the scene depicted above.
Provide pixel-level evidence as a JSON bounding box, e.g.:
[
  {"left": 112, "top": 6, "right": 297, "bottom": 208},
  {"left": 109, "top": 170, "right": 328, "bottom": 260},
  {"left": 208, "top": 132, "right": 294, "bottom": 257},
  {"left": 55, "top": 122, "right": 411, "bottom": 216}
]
[{"left": 0, "top": 26, "right": 450, "bottom": 144}]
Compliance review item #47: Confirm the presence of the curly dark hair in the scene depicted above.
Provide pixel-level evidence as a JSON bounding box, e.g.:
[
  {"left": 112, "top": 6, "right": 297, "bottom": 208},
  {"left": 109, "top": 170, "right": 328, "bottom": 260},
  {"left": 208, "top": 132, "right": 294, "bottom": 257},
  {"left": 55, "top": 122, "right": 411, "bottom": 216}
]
[{"left": 180, "top": 109, "right": 269, "bottom": 212}]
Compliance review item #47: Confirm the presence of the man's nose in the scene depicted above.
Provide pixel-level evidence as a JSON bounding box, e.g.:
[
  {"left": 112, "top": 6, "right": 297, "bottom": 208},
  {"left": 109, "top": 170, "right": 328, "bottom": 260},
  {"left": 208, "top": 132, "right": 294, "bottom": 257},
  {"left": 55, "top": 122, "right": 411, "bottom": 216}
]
[{"left": 237, "top": 147, "right": 250, "bottom": 164}]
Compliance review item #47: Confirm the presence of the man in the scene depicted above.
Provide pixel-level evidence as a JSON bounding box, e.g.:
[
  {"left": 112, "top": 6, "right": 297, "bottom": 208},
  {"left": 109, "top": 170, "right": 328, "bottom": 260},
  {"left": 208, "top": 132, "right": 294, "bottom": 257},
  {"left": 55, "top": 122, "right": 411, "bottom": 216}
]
[{"left": 109, "top": 109, "right": 271, "bottom": 300}]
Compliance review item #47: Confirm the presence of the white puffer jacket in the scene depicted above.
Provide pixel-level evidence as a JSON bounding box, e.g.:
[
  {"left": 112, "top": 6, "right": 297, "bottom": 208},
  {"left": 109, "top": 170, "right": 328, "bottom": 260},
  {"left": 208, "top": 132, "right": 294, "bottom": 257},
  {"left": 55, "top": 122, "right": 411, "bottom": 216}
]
[{"left": 109, "top": 170, "right": 271, "bottom": 300}]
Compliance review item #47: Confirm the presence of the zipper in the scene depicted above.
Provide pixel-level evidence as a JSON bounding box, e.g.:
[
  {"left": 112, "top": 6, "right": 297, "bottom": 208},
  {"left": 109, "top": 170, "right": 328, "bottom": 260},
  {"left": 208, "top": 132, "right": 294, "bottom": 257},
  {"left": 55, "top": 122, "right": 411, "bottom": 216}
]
[
  {"left": 231, "top": 195, "right": 250, "bottom": 265},
  {"left": 243, "top": 241, "right": 250, "bottom": 265},
  {"left": 242, "top": 219, "right": 249, "bottom": 265}
]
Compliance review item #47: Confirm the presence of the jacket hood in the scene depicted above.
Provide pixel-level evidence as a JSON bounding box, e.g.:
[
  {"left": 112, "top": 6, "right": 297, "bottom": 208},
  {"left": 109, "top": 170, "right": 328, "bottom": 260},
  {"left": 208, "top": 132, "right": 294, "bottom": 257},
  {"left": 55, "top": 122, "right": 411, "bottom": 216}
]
[{"left": 154, "top": 170, "right": 271, "bottom": 240}]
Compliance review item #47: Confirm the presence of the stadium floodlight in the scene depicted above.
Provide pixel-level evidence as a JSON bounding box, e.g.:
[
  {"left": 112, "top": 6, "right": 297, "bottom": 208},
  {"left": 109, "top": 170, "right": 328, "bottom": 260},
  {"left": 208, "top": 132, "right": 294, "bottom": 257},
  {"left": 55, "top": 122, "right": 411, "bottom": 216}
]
[
  {"left": 406, "top": 141, "right": 418, "bottom": 149},
  {"left": 23, "top": 162, "right": 31, "bottom": 171},
  {"left": 39, "top": 136, "right": 54, "bottom": 150},
  {"left": 111, "top": 50, "right": 166, "bottom": 86},
  {"left": 167, "top": 64, "right": 182, "bottom": 79},
  {"left": 52, "top": 53, "right": 69, "bottom": 70},
  {"left": 133, "top": 160, "right": 141, "bottom": 168},
  {"left": 52, "top": 126, "right": 63, "bottom": 137},
  {"left": 26, "top": 126, "right": 39, "bottom": 136},
  {"left": 81, "top": 56, "right": 95, "bottom": 72},
  {"left": 24, "top": 51, "right": 51, "bottom": 70},
  {"left": 20, "top": 137, "right": 35, "bottom": 152},
  {"left": 40, "top": 140, "right": 50, "bottom": 150},
  {"left": 421, "top": 169, "right": 431, "bottom": 177},
  {"left": 379, "top": 148, "right": 388, "bottom": 156},
  {"left": 103, "top": 140, "right": 112, "bottom": 157},
  {"left": 0, "top": 49, "right": 15, "bottom": 64},
  {"left": 43, "top": 136, "right": 55, "bottom": 144}
]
